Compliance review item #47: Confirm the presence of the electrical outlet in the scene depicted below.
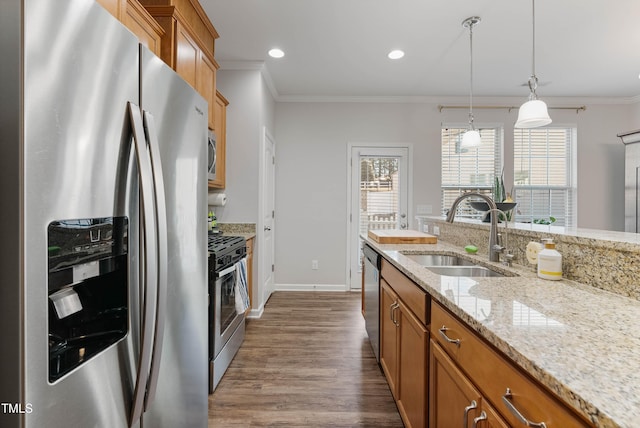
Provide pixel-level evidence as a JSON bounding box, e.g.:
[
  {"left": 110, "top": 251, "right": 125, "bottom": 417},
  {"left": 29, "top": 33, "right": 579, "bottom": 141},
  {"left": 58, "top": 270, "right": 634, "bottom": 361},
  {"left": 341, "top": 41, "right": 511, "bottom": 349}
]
[
  {"left": 433, "top": 225, "right": 440, "bottom": 236},
  {"left": 312, "top": 260, "right": 319, "bottom": 270}
]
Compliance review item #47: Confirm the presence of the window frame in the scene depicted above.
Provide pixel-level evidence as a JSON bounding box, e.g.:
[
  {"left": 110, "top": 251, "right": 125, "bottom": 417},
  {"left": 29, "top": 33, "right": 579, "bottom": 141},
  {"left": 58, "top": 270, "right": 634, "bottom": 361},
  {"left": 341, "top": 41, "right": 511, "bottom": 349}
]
[
  {"left": 440, "top": 123, "right": 504, "bottom": 219},
  {"left": 512, "top": 125, "right": 577, "bottom": 227}
]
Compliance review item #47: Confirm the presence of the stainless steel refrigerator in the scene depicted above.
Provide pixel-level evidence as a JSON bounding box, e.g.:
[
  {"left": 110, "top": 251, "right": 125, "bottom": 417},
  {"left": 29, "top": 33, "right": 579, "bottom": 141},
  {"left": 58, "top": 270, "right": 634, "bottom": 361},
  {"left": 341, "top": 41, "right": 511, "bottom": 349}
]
[{"left": 0, "top": 0, "right": 209, "bottom": 426}]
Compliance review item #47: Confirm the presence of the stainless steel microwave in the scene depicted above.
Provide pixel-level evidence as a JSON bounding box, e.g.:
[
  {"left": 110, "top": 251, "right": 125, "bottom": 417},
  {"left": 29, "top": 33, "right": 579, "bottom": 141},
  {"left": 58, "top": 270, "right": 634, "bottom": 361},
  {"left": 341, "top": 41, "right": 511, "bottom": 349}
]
[{"left": 208, "top": 130, "right": 216, "bottom": 181}]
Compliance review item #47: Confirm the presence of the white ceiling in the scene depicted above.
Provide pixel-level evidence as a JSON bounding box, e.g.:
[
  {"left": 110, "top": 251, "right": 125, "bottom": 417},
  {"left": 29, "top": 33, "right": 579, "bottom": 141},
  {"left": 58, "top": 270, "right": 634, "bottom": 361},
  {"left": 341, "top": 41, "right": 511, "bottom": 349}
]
[{"left": 201, "top": 0, "right": 640, "bottom": 100}]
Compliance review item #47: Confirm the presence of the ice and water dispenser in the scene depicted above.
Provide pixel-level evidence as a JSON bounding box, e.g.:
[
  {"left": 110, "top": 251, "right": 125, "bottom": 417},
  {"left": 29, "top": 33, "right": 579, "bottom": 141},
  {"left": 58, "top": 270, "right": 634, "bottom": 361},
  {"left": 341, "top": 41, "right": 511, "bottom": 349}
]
[{"left": 47, "top": 217, "right": 129, "bottom": 382}]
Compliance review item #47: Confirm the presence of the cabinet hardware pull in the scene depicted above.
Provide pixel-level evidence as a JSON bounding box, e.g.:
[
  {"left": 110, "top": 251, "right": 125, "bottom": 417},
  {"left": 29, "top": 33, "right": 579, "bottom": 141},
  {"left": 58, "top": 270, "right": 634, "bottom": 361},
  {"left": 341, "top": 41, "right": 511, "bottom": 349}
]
[
  {"left": 438, "top": 325, "right": 461, "bottom": 346},
  {"left": 392, "top": 302, "right": 400, "bottom": 326},
  {"left": 502, "top": 388, "right": 547, "bottom": 428},
  {"left": 463, "top": 400, "right": 478, "bottom": 428},
  {"left": 472, "top": 411, "right": 487, "bottom": 428}
]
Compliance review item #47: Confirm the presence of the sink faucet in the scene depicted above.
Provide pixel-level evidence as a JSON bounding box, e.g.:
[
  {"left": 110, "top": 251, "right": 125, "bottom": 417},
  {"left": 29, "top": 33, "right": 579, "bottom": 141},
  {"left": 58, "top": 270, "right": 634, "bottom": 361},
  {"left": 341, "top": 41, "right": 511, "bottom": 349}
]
[
  {"left": 445, "top": 192, "right": 501, "bottom": 262},
  {"left": 485, "top": 208, "right": 514, "bottom": 266}
]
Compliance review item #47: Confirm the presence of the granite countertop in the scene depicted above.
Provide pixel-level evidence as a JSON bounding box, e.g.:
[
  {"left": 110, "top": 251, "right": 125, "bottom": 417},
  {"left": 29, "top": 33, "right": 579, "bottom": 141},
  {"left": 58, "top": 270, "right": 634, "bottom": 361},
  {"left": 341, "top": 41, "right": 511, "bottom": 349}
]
[
  {"left": 365, "top": 237, "right": 640, "bottom": 428},
  {"left": 222, "top": 231, "right": 256, "bottom": 240}
]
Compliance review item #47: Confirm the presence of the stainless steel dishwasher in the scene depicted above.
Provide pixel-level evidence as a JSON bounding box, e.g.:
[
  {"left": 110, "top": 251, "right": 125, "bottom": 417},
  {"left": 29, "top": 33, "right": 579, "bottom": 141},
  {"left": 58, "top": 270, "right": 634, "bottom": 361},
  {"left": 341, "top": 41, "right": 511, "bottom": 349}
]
[{"left": 363, "top": 244, "right": 381, "bottom": 362}]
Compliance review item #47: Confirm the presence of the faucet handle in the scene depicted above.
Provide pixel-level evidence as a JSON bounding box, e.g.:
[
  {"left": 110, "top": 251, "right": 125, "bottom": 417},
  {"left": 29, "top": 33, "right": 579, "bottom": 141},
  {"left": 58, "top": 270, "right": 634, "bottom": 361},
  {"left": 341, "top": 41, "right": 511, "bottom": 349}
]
[{"left": 502, "top": 250, "right": 515, "bottom": 267}]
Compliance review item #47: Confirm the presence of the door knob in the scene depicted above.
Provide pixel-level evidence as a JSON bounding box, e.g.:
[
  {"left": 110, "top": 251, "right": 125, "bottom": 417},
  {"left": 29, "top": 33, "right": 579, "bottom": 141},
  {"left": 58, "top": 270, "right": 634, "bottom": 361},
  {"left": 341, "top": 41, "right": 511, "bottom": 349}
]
[{"left": 264, "top": 226, "right": 271, "bottom": 231}]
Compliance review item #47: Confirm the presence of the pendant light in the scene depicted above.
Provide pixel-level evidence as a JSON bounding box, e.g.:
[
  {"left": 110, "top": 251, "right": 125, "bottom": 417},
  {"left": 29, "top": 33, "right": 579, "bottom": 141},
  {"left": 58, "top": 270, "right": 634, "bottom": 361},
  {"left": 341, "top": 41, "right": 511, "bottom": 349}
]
[
  {"left": 461, "top": 16, "right": 481, "bottom": 149},
  {"left": 515, "top": 0, "right": 552, "bottom": 128}
]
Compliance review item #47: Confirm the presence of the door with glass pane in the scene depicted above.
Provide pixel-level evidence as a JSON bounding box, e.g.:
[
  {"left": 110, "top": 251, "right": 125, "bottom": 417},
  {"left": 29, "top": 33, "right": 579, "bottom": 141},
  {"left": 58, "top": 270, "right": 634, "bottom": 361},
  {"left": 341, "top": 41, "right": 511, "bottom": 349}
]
[{"left": 349, "top": 147, "right": 409, "bottom": 290}]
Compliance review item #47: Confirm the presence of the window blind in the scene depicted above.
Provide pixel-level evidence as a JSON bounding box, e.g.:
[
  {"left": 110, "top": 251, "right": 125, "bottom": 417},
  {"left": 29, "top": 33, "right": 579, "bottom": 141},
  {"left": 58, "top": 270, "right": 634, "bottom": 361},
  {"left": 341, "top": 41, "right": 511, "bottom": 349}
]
[
  {"left": 441, "top": 127, "right": 502, "bottom": 218},
  {"left": 513, "top": 127, "right": 576, "bottom": 227}
]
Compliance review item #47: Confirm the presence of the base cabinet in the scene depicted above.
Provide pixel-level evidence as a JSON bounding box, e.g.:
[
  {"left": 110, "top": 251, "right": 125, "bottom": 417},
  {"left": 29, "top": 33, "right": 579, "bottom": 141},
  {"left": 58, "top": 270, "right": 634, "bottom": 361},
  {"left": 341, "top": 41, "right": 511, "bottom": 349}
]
[
  {"left": 397, "top": 300, "right": 428, "bottom": 428},
  {"left": 430, "top": 340, "right": 508, "bottom": 428},
  {"left": 245, "top": 237, "right": 254, "bottom": 312},
  {"left": 372, "top": 252, "right": 594, "bottom": 428},
  {"left": 380, "top": 277, "right": 428, "bottom": 428},
  {"left": 431, "top": 302, "right": 592, "bottom": 428}
]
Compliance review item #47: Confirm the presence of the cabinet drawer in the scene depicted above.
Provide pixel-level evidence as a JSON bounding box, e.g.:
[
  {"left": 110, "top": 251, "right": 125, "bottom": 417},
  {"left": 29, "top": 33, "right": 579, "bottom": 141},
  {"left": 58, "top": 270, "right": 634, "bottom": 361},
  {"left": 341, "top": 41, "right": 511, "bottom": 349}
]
[
  {"left": 381, "top": 259, "right": 428, "bottom": 325},
  {"left": 431, "top": 302, "right": 592, "bottom": 428}
]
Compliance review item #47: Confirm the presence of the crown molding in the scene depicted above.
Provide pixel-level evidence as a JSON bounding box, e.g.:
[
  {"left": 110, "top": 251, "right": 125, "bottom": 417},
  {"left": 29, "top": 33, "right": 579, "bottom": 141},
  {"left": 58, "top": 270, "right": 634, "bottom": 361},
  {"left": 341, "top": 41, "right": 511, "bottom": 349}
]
[
  {"left": 218, "top": 60, "right": 279, "bottom": 100},
  {"left": 216, "top": 63, "right": 640, "bottom": 105}
]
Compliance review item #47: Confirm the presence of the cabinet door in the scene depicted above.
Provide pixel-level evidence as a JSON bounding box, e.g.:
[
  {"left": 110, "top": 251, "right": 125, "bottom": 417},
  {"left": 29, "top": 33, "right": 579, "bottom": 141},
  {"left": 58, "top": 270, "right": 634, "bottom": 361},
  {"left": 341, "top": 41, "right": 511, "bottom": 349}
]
[
  {"left": 396, "top": 301, "right": 428, "bottom": 428},
  {"left": 474, "top": 401, "right": 510, "bottom": 428},
  {"left": 124, "top": 0, "right": 163, "bottom": 56},
  {"left": 245, "top": 238, "right": 254, "bottom": 311},
  {"left": 96, "top": 0, "right": 125, "bottom": 18},
  {"left": 208, "top": 91, "right": 227, "bottom": 189},
  {"left": 175, "top": 22, "right": 199, "bottom": 89},
  {"left": 196, "top": 51, "right": 216, "bottom": 129},
  {"left": 380, "top": 279, "right": 399, "bottom": 399},
  {"left": 430, "top": 340, "right": 482, "bottom": 428}
]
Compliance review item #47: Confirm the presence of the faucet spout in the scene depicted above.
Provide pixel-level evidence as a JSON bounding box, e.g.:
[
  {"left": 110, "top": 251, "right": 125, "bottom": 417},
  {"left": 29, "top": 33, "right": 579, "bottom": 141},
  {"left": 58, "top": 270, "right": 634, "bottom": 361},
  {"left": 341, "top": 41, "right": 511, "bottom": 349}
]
[{"left": 446, "top": 192, "right": 501, "bottom": 262}]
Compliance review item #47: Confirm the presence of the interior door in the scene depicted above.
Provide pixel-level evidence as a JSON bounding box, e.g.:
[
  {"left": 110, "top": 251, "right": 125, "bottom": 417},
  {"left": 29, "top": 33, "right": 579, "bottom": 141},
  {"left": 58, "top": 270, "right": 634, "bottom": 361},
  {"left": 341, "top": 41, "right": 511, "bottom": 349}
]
[
  {"left": 348, "top": 146, "right": 409, "bottom": 289},
  {"left": 261, "top": 129, "right": 276, "bottom": 305}
]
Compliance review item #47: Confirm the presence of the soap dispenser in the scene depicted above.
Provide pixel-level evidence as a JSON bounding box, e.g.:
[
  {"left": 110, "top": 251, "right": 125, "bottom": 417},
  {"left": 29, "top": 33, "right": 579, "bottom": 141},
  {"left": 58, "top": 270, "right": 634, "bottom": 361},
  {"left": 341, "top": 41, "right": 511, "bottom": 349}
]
[{"left": 537, "top": 238, "right": 562, "bottom": 280}]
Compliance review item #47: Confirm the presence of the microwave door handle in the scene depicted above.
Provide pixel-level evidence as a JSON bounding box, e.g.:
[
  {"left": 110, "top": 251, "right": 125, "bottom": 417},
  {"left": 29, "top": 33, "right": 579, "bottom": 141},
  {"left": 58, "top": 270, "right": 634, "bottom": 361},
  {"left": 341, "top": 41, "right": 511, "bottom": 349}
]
[
  {"left": 127, "top": 102, "right": 159, "bottom": 426},
  {"left": 142, "top": 111, "right": 168, "bottom": 410}
]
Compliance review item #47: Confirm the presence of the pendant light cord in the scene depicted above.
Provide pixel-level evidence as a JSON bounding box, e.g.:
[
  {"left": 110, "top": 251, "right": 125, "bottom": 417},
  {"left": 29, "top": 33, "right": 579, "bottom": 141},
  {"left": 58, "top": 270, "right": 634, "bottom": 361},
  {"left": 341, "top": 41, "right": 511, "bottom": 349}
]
[
  {"left": 528, "top": 0, "right": 539, "bottom": 98},
  {"left": 469, "top": 20, "right": 474, "bottom": 128}
]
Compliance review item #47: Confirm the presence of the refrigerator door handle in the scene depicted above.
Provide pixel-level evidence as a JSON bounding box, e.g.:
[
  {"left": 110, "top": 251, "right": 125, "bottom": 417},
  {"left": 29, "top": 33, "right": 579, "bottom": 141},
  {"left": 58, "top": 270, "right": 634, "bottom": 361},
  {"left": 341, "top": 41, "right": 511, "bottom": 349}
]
[
  {"left": 142, "top": 111, "right": 169, "bottom": 410},
  {"left": 128, "top": 102, "right": 159, "bottom": 426}
]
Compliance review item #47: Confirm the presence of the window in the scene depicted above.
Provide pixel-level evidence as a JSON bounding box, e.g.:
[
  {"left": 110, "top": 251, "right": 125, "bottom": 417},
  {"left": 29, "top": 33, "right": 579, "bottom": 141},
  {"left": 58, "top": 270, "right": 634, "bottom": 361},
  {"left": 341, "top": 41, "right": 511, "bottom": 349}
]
[
  {"left": 441, "top": 126, "right": 502, "bottom": 219},
  {"left": 513, "top": 127, "right": 576, "bottom": 227}
]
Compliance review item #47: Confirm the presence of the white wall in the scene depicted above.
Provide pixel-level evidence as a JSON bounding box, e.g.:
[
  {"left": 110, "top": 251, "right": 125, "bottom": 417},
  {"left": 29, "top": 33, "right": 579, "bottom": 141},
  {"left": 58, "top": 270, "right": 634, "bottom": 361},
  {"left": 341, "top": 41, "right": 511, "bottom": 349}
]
[
  {"left": 274, "top": 97, "right": 633, "bottom": 288},
  {"left": 215, "top": 68, "right": 276, "bottom": 312}
]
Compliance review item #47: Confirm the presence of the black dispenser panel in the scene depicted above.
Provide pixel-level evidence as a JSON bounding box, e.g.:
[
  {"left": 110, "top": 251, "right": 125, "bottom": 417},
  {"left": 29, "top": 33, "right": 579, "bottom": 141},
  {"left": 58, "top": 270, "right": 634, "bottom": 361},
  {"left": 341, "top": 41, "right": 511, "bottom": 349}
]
[{"left": 47, "top": 217, "right": 128, "bottom": 383}]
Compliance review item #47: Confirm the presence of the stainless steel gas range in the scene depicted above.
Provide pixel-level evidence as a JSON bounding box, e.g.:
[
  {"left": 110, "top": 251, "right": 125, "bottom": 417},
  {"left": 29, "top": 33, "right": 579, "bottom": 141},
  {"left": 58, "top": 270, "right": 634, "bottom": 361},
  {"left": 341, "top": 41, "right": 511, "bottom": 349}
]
[{"left": 208, "top": 234, "right": 247, "bottom": 393}]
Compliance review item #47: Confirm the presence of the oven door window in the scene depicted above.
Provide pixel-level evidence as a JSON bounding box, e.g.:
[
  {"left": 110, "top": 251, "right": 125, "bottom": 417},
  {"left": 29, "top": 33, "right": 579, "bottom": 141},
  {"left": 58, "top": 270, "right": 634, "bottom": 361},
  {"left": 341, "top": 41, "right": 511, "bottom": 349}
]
[{"left": 219, "top": 270, "right": 237, "bottom": 333}]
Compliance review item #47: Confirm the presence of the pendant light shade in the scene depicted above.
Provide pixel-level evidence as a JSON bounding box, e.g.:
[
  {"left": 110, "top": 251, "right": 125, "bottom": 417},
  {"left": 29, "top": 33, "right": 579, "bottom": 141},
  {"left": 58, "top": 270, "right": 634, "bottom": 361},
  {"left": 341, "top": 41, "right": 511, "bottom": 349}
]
[
  {"left": 460, "top": 16, "right": 481, "bottom": 149},
  {"left": 515, "top": 0, "right": 551, "bottom": 129},
  {"left": 461, "top": 129, "right": 481, "bottom": 148},
  {"left": 515, "top": 99, "right": 551, "bottom": 128}
]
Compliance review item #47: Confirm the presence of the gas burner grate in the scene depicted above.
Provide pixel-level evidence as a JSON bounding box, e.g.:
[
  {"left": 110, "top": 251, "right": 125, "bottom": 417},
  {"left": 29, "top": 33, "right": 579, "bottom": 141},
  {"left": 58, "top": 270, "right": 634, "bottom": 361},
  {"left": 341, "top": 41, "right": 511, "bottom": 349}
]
[{"left": 208, "top": 235, "right": 245, "bottom": 254}]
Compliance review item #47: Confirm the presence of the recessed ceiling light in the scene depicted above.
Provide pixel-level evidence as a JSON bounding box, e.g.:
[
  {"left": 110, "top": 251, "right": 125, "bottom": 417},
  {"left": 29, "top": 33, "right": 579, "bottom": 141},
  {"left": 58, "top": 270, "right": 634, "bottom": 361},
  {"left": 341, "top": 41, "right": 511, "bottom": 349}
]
[
  {"left": 268, "top": 48, "right": 285, "bottom": 59},
  {"left": 388, "top": 50, "right": 405, "bottom": 60}
]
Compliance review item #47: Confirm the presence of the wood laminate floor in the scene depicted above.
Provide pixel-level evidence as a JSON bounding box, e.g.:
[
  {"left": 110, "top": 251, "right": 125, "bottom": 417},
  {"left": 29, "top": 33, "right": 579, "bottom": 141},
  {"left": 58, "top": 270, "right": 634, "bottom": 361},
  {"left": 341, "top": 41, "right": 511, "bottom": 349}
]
[{"left": 209, "top": 291, "right": 404, "bottom": 427}]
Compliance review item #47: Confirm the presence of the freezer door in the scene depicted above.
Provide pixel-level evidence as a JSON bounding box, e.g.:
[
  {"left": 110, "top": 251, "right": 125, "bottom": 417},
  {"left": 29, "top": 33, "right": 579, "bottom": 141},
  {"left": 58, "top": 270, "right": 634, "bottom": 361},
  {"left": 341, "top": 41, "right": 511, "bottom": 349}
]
[
  {"left": 140, "top": 47, "right": 209, "bottom": 427},
  {"left": 20, "top": 0, "right": 141, "bottom": 427}
]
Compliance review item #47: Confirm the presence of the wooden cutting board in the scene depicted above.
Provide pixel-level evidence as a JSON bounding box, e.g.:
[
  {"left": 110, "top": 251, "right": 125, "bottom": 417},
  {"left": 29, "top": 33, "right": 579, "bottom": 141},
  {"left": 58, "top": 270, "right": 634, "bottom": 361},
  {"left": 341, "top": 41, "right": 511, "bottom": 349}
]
[{"left": 368, "top": 229, "right": 438, "bottom": 244}]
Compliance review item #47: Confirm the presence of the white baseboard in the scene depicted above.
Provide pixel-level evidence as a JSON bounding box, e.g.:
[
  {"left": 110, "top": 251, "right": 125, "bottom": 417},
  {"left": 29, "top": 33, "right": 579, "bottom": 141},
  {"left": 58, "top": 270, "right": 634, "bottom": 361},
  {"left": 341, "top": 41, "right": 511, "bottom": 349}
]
[
  {"left": 245, "top": 304, "right": 264, "bottom": 319},
  {"left": 274, "top": 283, "right": 348, "bottom": 292}
]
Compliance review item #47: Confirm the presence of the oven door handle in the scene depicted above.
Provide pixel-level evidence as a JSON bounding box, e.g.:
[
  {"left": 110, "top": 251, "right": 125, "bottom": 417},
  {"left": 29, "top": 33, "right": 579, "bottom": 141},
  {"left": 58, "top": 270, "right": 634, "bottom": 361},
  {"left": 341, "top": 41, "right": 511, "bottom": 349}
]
[{"left": 218, "top": 265, "right": 237, "bottom": 278}]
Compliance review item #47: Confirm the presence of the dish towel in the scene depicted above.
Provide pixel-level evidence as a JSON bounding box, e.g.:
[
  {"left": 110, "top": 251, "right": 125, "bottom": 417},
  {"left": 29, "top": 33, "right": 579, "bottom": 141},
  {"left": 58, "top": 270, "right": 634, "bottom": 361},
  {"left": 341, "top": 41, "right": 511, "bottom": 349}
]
[{"left": 234, "top": 258, "right": 250, "bottom": 313}]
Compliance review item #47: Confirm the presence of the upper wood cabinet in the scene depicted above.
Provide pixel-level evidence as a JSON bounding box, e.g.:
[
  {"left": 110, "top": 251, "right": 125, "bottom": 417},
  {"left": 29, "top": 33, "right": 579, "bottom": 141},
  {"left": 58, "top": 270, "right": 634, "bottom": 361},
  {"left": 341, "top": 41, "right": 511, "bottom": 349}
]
[
  {"left": 96, "top": 0, "right": 164, "bottom": 57},
  {"left": 208, "top": 90, "right": 227, "bottom": 189},
  {"left": 124, "top": 0, "right": 164, "bottom": 56},
  {"left": 138, "top": 0, "right": 220, "bottom": 130}
]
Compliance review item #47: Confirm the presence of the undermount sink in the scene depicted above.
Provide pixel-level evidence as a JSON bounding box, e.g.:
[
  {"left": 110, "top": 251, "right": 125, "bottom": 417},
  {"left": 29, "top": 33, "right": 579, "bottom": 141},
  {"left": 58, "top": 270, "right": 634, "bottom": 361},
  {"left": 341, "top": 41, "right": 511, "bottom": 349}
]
[
  {"left": 424, "top": 265, "right": 506, "bottom": 278},
  {"left": 403, "top": 253, "right": 509, "bottom": 278},
  {"left": 404, "top": 254, "right": 476, "bottom": 267}
]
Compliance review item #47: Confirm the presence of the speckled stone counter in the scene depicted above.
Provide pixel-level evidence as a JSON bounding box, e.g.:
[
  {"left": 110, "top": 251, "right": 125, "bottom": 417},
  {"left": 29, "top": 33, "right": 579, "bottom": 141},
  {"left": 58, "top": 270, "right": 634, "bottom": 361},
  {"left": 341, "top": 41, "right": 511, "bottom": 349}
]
[
  {"left": 418, "top": 217, "right": 640, "bottom": 301},
  {"left": 218, "top": 223, "right": 256, "bottom": 239},
  {"left": 364, "top": 237, "right": 640, "bottom": 428},
  {"left": 216, "top": 223, "right": 256, "bottom": 241}
]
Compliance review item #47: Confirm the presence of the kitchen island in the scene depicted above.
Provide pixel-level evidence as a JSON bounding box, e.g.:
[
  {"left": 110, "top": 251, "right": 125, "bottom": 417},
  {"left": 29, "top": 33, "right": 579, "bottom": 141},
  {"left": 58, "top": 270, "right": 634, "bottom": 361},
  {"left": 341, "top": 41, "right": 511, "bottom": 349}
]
[{"left": 364, "top": 236, "right": 640, "bottom": 428}]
